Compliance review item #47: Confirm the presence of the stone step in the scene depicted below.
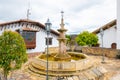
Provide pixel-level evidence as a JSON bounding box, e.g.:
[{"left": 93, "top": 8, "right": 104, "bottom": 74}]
[
  {"left": 28, "top": 64, "right": 76, "bottom": 77},
  {"left": 28, "top": 62, "right": 105, "bottom": 80},
  {"left": 32, "top": 61, "right": 76, "bottom": 72},
  {"left": 78, "top": 73, "right": 88, "bottom": 80}
]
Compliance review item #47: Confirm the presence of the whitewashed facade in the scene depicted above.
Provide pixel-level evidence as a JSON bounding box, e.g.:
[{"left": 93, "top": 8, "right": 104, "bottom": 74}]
[
  {"left": 93, "top": 0, "right": 120, "bottom": 49},
  {"left": 93, "top": 20, "right": 117, "bottom": 49},
  {"left": 0, "top": 19, "right": 59, "bottom": 53},
  {"left": 117, "top": 0, "right": 120, "bottom": 49}
]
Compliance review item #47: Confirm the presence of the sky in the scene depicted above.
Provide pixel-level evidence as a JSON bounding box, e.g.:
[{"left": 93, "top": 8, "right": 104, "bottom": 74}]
[{"left": 0, "top": 0, "right": 116, "bottom": 34}]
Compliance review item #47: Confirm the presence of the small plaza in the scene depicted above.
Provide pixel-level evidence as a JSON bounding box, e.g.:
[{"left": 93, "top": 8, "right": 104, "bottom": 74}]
[
  {"left": 0, "top": 0, "right": 119, "bottom": 80},
  {"left": 8, "top": 53, "right": 120, "bottom": 80}
]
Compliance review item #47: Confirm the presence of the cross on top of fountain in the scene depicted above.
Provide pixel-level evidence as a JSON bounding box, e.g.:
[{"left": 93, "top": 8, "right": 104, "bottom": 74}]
[{"left": 54, "top": 11, "right": 71, "bottom": 61}]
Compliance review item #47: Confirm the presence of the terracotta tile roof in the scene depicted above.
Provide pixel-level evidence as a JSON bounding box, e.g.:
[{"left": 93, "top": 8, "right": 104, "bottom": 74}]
[
  {"left": 92, "top": 19, "right": 116, "bottom": 34},
  {"left": 0, "top": 19, "right": 59, "bottom": 36}
]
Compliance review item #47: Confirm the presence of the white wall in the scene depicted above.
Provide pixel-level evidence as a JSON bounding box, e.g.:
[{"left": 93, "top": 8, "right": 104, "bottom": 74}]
[
  {"left": 27, "top": 28, "right": 59, "bottom": 53},
  {"left": 117, "top": 0, "right": 120, "bottom": 49},
  {"left": 27, "top": 28, "right": 46, "bottom": 53},
  {"left": 0, "top": 24, "right": 59, "bottom": 53},
  {"left": 0, "top": 24, "right": 21, "bottom": 34},
  {"left": 98, "top": 25, "right": 117, "bottom": 48}
]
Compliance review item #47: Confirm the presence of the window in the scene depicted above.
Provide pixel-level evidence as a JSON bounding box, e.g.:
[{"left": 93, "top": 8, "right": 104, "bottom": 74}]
[
  {"left": 22, "top": 32, "right": 35, "bottom": 42},
  {"left": 46, "top": 37, "right": 53, "bottom": 45},
  {"left": 19, "top": 31, "right": 36, "bottom": 49}
]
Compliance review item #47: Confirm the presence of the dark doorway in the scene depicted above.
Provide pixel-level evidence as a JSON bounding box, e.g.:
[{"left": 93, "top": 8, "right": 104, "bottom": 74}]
[{"left": 111, "top": 43, "right": 117, "bottom": 49}]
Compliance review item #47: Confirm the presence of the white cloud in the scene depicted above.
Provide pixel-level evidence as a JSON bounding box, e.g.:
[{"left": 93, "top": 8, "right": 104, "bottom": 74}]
[
  {"left": 64, "top": 0, "right": 116, "bottom": 33},
  {"left": 0, "top": 0, "right": 116, "bottom": 34}
]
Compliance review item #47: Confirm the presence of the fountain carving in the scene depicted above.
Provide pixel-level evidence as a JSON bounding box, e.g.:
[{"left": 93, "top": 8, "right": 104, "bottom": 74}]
[{"left": 54, "top": 11, "right": 71, "bottom": 61}]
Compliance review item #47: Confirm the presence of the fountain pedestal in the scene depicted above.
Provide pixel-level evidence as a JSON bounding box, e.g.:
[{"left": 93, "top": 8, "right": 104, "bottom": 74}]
[{"left": 54, "top": 11, "right": 71, "bottom": 61}]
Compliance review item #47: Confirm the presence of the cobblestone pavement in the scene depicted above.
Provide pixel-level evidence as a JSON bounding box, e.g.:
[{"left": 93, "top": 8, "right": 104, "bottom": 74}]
[
  {"left": 9, "top": 54, "right": 120, "bottom": 80},
  {"left": 110, "top": 74, "right": 120, "bottom": 80},
  {"left": 88, "top": 55, "right": 120, "bottom": 80}
]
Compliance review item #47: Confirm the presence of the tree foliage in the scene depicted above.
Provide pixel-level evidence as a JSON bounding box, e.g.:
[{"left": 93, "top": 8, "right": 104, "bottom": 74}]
[
  {"left": 0, "top": 31, "right": 28, "bottom": 80},
  {"left": 76, "top": 31, "right": 98, "bottom": 46}
]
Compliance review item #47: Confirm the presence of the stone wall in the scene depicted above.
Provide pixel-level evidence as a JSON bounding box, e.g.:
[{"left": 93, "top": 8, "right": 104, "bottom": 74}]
[{"left": 82, "top": 47, "right": 120, "bottom": 58}]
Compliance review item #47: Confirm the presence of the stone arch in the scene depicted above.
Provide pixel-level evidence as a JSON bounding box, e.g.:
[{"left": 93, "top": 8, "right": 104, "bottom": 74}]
[{"left": 111, "top": 43, "right": 117, "bottom": 49}]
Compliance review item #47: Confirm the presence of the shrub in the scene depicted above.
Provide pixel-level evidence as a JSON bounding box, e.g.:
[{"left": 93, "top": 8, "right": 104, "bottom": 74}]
[{"left": 0, "top": 31, "right": 27, "bottom": 80}]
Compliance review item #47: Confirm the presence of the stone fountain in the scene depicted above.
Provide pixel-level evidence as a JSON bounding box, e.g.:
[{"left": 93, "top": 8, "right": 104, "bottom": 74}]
[
  {"left": 54, "top": 11, "right": 71, "bottom": 61},
  {"left": 26, "top": 11, "right": 107, "bottom": 80}
]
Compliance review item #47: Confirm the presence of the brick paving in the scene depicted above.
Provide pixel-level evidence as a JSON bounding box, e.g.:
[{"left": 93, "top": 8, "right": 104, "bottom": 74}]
[{"left": 6, "top": 53, "right": 120, "bottom": 80}]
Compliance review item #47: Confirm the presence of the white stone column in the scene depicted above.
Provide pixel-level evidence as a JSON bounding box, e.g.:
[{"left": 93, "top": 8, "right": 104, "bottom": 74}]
[{"left": 117, "top": 0, "right": 120, "bottom": 49}]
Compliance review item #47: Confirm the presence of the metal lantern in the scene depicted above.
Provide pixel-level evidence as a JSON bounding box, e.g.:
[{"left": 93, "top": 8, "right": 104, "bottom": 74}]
[{"left": 45, "top": 18, "right": 52, "bottom": 33}]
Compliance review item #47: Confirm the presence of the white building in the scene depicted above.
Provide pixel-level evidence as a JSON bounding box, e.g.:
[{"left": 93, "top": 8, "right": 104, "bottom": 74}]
[
  {"left": 0, "top": 19, "right": 59, "bottom": 53},
  {"left": 93, "top": 0, "right": 120, "bottom": 49},
  {"left": 117, "top": 0, "right": 120, "bottom": 49},
  {"left": 93, "top": 19, "right": 117, "bottom": 49}
]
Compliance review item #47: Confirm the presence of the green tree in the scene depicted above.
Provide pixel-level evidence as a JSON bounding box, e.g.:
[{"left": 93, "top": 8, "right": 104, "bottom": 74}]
[
  {"left": 0, "top": 31, "right": 28, "bottom": 80},
  {"left": 76, "top": 31, "right": 98, "bottom": 47}
]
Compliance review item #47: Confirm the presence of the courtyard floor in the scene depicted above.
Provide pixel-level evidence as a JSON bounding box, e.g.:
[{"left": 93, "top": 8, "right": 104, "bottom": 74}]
[{"left": 9, "top": 53, "right": 120, "bottom": 80}]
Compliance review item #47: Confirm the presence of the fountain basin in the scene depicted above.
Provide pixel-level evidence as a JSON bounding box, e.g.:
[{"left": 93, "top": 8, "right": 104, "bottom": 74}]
[
  {"left": 28, "top": 52, "right": 93, "bottom": 77},
  {"left": 39, "top": 52, "right": 86, "bottom": 61}
]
